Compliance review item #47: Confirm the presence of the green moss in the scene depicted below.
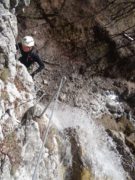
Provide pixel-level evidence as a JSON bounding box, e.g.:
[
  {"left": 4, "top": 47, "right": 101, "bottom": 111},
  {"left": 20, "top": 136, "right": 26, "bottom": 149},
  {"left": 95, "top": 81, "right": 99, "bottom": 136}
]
[
  {"left": 6, "top": 132, "right": 16, "bottom": 145},
  {"left": 1, "top": 91, "right": 9, "bottom": 101},
  {"left": 81, "top": 168, "right": 94, "bottom": 180},
  {"left": 0, "top": 68, "right": 9, "bottom": 82},
  {"left": 10, "top": 164, "right": 19, "bottom": 176}
]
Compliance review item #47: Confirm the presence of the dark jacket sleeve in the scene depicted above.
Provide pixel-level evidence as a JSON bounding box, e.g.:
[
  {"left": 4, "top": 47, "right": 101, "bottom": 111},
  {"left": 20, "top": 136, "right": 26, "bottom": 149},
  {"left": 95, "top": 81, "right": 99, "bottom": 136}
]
[{"left": 31, "top": 51, "right": 45, "bottom": 75}]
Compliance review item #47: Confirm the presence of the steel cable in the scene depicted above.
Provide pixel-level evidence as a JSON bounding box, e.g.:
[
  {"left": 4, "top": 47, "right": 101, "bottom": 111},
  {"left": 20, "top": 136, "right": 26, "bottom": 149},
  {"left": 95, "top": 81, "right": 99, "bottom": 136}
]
[{"left": 32, "top": 76, "right": 66, "bottom": 180}]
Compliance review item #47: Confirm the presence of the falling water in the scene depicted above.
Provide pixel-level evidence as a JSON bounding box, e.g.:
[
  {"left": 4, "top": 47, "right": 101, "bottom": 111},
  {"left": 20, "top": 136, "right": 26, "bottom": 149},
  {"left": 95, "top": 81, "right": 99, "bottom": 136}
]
[
  {"left": 47, "top": 102, "right": 126, "bottom": 180},
  {"left": 77, "top": 118, "right": 125, "bottom": 180}
]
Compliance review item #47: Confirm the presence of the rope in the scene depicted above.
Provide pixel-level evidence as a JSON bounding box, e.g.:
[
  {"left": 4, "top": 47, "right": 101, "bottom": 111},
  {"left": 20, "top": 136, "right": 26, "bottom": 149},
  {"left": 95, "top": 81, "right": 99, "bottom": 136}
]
[{"left": 32, "top": 76, "right": 66, "bottom": 180}]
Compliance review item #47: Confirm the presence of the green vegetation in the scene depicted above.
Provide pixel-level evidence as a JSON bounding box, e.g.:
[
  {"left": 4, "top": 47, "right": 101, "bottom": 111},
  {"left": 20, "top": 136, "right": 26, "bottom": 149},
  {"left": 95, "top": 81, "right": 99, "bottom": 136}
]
[
  {"left": 81, "top": 168, "right": 94, "bottom": 180},
  {"left": 0, "top": 68, "right": 9, "bottom": 82},
  {"left": 1, "top": 90, "right": 9, "bottom": 101}
]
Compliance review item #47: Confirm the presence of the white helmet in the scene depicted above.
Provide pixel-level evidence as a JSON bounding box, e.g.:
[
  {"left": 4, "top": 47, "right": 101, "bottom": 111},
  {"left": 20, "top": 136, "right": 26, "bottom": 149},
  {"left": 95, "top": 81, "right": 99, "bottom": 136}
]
[{"left": 22, "top": 36, "right": 35, "bottom": 47}]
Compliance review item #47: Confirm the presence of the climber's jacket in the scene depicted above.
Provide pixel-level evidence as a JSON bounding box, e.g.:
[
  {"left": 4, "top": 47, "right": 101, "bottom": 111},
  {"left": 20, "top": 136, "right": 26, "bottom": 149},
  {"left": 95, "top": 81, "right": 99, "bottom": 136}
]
[{"left": 16, "top": 43, "right": 45, "bottom": 77}]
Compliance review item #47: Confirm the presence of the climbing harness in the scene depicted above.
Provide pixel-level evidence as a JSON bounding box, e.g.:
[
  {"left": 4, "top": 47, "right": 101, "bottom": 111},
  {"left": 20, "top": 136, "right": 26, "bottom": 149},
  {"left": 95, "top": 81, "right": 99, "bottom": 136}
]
[{"left": 32, "top": 76, "right": 66, "bottom": 180}]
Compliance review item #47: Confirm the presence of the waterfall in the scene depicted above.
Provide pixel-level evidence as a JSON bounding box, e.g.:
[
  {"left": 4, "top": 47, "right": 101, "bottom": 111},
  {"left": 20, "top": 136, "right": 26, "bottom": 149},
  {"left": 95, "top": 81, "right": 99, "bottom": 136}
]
[
  {"left": 47, "top": 102, "right": 126, "bottom": 180},
  {"left": 77, "top": 118, "right": 125, "bottom": 180}
]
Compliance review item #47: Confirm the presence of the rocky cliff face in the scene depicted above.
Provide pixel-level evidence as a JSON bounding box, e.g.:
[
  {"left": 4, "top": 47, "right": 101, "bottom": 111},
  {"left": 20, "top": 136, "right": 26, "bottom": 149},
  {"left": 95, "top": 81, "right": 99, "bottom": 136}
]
[
  {"left": 0, "top": 0, "right": 135, "bottom": 180},
  {"left": 0, "top": 2, "right": 63, "bottom": 180}
]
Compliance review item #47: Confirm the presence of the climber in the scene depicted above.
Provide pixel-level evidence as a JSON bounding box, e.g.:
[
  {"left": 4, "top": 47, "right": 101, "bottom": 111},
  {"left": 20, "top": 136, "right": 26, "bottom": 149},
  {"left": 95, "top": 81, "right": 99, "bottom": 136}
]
[{"left": 16, "top": 36, "right": 45, "bottom": 78}]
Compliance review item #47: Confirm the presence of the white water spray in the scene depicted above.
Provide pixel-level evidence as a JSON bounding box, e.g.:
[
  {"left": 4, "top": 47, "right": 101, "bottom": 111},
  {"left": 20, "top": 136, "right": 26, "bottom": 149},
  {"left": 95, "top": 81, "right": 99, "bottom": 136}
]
[{"left": 48, "top": 102, "right": 126, "bottom": 180}]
